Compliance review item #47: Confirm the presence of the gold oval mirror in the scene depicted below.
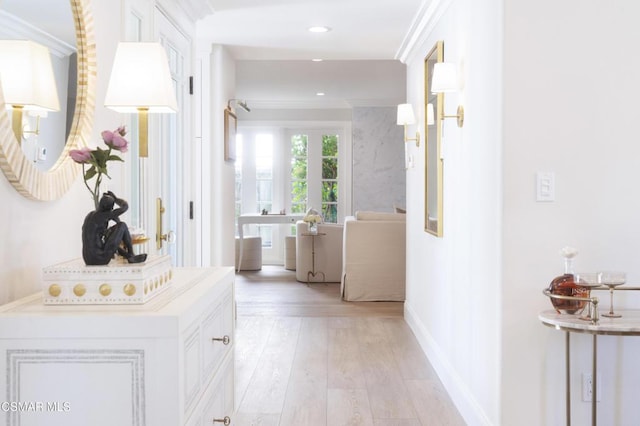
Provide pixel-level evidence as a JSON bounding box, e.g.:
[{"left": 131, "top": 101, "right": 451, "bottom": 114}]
[
  {"left": 424, "top": 40, "right": 444, "bottom": 236},
  {"left": 0, "top": 0, "right": 95, "bottom": 201}
]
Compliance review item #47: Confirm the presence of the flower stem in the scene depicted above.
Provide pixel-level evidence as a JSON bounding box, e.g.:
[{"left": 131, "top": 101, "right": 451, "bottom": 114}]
[{"left": 81, "top": 164, "right": 98, "bottom": 209}]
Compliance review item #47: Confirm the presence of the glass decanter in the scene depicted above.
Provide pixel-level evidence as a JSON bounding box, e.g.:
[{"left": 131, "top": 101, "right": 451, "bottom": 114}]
[{"left": 547, "top": 247, "right": 589, "bottom": 314}]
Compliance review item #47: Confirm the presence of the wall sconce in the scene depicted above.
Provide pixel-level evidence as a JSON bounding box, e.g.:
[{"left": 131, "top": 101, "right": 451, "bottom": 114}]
[
  {"left": 227, "top": 99, "right": 251, "bottom": 113},
  {"left": 431, "top": 62, "right": 464, "bottom": 127},
  {"left": 0, "top": 40, "right": 60, "bottom": 143},
  {"left": 22, "top": 111, "right": 47, "bottom": 139},
  {"left": 104, "top": 42, "right": 178, "bottom": 157},
  {"left": 396, "top": 103, "right": 420, "bottom": 147}
]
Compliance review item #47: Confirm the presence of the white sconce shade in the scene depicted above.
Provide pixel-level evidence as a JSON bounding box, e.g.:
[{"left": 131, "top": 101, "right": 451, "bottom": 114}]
[
  {"left": 431, "top": 62, "right": 465, "bottom": 128},
  {"left": 0, "top": 40, "right": 60, "bottom": 112},
  {"left": 104, "top": 42, "right": 178, "bottom": 157},
  {"left": 426, "top": 103, "right": 435, "bottom": 126},
  {"left": 0, "top": 40, "right": 60, "bottom": 142},
  {"left": 104, "top": 42, "right": 178, "bottom": 113},
  {"left": 397, "top": 103, "right": 420, "bottom": 147},
  {"left": 431, "top": 62, "right": 458, "bottom": 93},
  {"left": 396, "top": 103, "right": 416, "bottom": 125}
]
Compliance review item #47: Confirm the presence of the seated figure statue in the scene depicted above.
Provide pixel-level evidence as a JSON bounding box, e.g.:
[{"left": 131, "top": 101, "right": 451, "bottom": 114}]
[{"left": 82, "top": 191, "right": 147, "bottom": 265}]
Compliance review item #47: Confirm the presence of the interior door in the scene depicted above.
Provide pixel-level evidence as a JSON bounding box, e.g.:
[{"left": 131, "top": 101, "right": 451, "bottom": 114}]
[{"left": 151, "top": 8, "right": 192, "bottom": 266}]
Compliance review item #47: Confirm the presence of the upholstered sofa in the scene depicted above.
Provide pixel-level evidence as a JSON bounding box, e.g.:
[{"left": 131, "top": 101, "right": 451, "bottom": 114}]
[
  {"left": 341, "top": 211, "right": 406, "bottom": 301},
  {"left": 295, "top": 221, "right": 344, "bottom": 283}
]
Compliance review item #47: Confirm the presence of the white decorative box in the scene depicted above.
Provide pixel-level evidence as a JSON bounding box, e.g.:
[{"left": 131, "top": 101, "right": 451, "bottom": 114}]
[{"left": 42, "top": 255, "right": 173, "bottom": 305}]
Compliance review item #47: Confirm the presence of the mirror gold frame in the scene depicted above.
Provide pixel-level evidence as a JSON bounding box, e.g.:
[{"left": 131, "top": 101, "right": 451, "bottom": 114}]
[
  {"left": 0, "top": 0, "right": 95, "bottom": 201},
  {"left": 424, "top": 40, "right": 444, "bottom": 236}
]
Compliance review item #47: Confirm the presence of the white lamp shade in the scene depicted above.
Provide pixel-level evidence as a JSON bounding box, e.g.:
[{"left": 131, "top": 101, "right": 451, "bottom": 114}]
[
  {"left": 426, "top": 103, "right": 435, "bottom": 126},
  {"left": 431, "top": 62, "right": 458, "bottom": 93},
  {"left": 397, "top": 103, "right": 416, "bottom": 125},
  {"left": 104, "top": 42, "right": 178, "bottom": 113},
  {"left": 0, "top": 40, "right": 60, "bottom": 111}
]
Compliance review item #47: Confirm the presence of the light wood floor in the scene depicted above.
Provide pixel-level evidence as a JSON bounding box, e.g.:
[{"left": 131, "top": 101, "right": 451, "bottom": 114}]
[{"left": 234, "top": 266, "right": 465, "bottom": 426}]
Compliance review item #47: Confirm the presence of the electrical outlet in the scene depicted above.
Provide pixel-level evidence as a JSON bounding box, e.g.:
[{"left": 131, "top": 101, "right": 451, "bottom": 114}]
[{"left": 582, "top": 373, "right": 601, "bottom": 402}]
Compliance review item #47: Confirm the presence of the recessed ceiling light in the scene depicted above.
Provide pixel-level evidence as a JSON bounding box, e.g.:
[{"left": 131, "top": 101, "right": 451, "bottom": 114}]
[
  {"left": 308, "top": 26, "right": 331, "bottom": 33},
  {"left": 316, "top": 92, "right": 325, "bottom": 96},
  {"left": 312, "top": 58, "right": 323, "bottom": 62}
]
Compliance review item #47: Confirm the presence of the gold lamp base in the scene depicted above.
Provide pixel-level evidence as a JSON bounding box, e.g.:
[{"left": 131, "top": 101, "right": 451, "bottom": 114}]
[{"left": 11, "top": 105, "right": 24, "bottom": 143}]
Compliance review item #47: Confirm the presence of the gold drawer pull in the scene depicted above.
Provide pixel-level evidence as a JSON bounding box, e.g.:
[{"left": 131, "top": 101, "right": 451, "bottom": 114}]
[
  {"left": 212, "top": 335, "right": 230, "bottom": 345},
  {"left": 213, "top": 416, "right": 231, "bottom": 425}
]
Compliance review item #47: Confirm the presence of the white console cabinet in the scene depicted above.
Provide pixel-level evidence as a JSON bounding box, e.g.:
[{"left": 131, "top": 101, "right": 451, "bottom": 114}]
[{"left": 0, "top": 267, "right": 235, "bottom": 426}]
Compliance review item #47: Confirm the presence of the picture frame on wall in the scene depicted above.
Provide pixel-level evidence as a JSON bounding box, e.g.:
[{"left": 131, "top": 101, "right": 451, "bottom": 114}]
[{"left": 224, "top": 107, "right": 237, "bottom": 162}]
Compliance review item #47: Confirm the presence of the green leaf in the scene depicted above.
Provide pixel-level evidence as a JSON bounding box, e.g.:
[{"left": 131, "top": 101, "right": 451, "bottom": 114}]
[
  {"left": 108, "top": 155, "right": 124, "bottom": 162},
  {"left": 84, "top": 166, "right": 97, "bottom": 180}
]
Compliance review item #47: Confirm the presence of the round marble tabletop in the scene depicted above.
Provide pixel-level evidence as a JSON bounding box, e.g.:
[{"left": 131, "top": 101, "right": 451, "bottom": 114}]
[{"left": 539, "top": 310, "right": 640, "bottom": 336}]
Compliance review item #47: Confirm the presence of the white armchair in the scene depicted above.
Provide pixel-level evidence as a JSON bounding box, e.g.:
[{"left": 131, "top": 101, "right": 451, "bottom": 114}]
[
  {"left": 295, "top": 221, "right": 344, "bottom": 283},
  {"left": 341, "top": 211, "right": 406, "bottom": 301}
]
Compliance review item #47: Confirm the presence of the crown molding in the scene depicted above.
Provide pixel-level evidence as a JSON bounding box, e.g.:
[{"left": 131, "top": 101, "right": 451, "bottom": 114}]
[
  {"left": 177, "top": 0, "right": 215, "bottom": 22},
  {"left": 0, "top": 10, "right": 75, "bottom": 58},
  {"left": 395, "top": 0, "right": 453, "bottom": 64},
  {"left": 243, "top": 98, "right": 403, "bottom": 110}
]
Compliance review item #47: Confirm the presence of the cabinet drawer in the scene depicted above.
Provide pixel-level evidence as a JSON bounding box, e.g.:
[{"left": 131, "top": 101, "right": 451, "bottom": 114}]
[
  {"left": 203, "top": 353, "right": 234, "bottom": 426},
  {"left": 202, "top": 289, "right": 234, "bottom": 385},
  {"left": 185, "top": 351, "right": 234, "bottom": 426},
  {"left": 183, "top": 279, "right": 234, "bottom": 420}
]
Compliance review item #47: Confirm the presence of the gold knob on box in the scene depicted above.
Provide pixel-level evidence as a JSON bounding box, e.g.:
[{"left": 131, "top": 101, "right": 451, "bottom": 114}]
[
  {"left": 123, "top": 283, "right": 136, "bottom": 296},
  {"left": 48, "top": 284, "right": 62, "bottom": 297},
  {"left": 73, "top": 284, "right": 86, "bottom": 297},
  {"left": 99, "top": 283, "right": 112, "bottom": 296}
]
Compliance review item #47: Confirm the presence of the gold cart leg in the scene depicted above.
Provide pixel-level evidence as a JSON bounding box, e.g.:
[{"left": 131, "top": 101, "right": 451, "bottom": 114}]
[
  {"left": 566, "top": 331, "right": 571, "bottom": 426},
  {"left": 592, "top": 334, "right": 597, "bottom": 426}
]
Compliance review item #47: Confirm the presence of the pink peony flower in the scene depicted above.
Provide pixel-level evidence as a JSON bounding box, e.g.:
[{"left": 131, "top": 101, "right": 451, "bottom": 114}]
[
  {"left": 70, "top": 126, "right": 129, "bottom": 210},
  {"left": 108, "top": 134, "right": 129, "bottom": 153},
  {"left": 102, "top": 128, "right": 129, "bottom": 152},
  {"left": 69, "top": 147, "right": 92, "bottom": 163},
  {"left": 101, "top": 130, "right": 114, "bottom": 143}
]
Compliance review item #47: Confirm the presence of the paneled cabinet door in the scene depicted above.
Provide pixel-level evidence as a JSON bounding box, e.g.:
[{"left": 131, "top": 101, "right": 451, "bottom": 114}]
[{"left": 202, "top": 288, "right": 233, "bottom": 382}]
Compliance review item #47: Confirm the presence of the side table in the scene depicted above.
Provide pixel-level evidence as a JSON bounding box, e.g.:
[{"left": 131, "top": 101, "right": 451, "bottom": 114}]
[
  {"left": 539, "top": 309, "right": 640, "bottom": 425},
  {"left": 301, "top": 232, "right": 326, "bottom": 285}
]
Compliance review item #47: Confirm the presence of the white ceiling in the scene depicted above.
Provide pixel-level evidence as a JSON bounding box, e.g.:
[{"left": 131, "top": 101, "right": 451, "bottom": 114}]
[
  {"left": 197, "top": 0, "right": 425, "bottom": 109},
  {"left": 199, "top": 0, "right": 424, "bottom": 60}
]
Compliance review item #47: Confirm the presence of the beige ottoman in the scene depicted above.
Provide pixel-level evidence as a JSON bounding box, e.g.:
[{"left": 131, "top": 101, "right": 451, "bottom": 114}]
[
  {"left": 235, "top": 236, "right": 262, "bottom": 271},
  {"left": 284, "top": 235, "right": 296, "bottom": 271}
]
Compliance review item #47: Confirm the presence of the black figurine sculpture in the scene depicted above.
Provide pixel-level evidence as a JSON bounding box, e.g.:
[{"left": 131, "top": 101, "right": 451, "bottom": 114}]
[{"left": 82, "top": 191, "right": 147, "bottom": 265}]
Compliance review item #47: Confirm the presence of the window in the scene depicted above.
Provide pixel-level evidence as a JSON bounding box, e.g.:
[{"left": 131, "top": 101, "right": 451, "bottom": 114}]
[
  {"left": 288, "top": 130, "right": 340, "bottom": 224},
  {"left": 236, "top": 125, "right": 348, "bottom": 264},
  {"left": 255, "top": 134, "right": 274, "bottom": 248},
  {"left": 322, "top": 134, "right": 338, "bottom": 223},
  {"left": 290, "top": 134, "right": 308, "bottom": 215},
  {"left": 234, "top": 135, "right": 243, "bottom": 221}
]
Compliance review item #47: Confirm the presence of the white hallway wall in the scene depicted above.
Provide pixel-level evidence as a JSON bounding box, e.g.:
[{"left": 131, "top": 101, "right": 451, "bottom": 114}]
[
  {"left": 405, "top": 0, "right": 640, "bottom": 425},
  {"left": 503, "top": 1, "right": 640, "bottom": 425},
  {"left": 403, "top": 0, "right": 501, "bottom": 423}
]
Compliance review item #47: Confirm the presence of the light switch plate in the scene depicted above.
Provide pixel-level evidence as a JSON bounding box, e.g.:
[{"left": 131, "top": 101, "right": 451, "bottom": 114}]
[{"left": 536, "top": 172, "right": 555, "bottom": 202}]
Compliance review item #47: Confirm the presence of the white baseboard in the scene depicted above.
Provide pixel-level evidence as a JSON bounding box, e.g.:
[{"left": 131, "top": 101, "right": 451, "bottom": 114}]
[{"left": 404, "top": 303, "right": 494, "bottom": 426}]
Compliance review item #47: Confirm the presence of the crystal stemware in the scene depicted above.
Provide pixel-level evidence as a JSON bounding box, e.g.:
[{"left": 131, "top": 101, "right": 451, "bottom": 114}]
[{"left": 599, "top": 271, "right": 626, "bottom": 318}]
